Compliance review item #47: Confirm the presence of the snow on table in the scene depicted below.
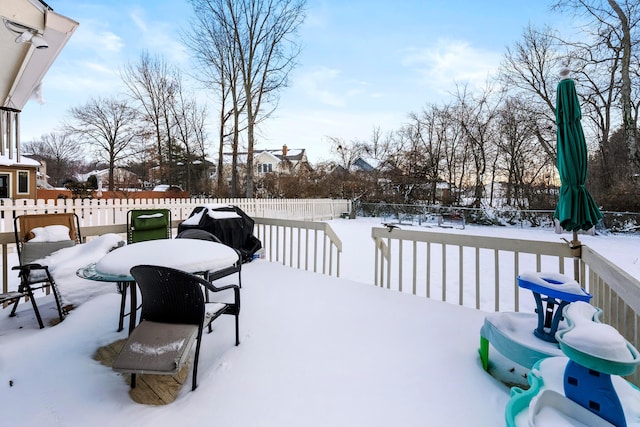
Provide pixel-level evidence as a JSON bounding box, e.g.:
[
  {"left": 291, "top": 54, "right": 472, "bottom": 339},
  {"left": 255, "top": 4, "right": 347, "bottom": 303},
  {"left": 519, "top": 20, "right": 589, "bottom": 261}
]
[{"left": 95, "top": 239, "right": 239, "bottom": 278}]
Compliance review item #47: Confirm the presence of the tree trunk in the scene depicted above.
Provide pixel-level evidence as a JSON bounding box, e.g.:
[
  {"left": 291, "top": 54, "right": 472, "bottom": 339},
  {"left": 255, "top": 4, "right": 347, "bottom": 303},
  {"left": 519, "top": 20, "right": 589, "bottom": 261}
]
[{"left": 608, "top": 0, "right": 638, "bottom": 171}]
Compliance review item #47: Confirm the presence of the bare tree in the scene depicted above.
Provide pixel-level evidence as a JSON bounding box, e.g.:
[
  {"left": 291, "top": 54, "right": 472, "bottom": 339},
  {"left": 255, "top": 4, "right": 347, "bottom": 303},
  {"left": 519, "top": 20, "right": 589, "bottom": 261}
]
[
  {"left": 186, "top": 0, "right": 306, "bottom": 197},
  {"left": 65, "top": 97, "right": 139, "bottom": 191},
  {"left": 500, "top": 25, "right": 564, "bottom": 161},
  {"left": 170, "top": 75, "right": 211, "bottom": 193},
  {"left": 552, "top": 0, "right": 640, "bottom": 170},
  {"left": 327, "top": 136, "right": 369, "bottom": 171},
  {"left": 495, "top": 96, "right": 551, "bottom": 208},
  {"left": 454, "top": 84, "right": 503, "bottom": 208},
  {"left": 396, "top": 107, "right": 447, "bottom": 204},
  {"left": 121, "top": 52, "right": 179, "bottom": 184},
  {"left": 183, "top": 1, "right": 247, "bottom": 196},
  {"left": 23, "top": 131, "right": 83, "bottom": 186},
  {"left": 433, "top": 104, "right": 466, "bottom": 206}
]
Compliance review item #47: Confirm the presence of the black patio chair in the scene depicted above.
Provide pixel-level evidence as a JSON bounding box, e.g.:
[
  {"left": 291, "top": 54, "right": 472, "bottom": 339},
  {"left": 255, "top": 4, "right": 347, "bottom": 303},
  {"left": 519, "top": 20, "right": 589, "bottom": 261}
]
[
  {"left": 112, "top": 265, "right": 240, "bottom": 391},
  {"left": 7, "top": 213, "right": 81, "bottom": 328},
  {"left": 176, "top": 228, "right": 243, "bottom": 289}
]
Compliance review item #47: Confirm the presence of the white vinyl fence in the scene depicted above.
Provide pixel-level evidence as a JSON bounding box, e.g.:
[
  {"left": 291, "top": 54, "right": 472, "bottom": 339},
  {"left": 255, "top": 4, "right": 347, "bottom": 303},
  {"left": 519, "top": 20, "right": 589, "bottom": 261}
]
[{"left": 0, "top": 197, "right": 351, "bottom": 232}]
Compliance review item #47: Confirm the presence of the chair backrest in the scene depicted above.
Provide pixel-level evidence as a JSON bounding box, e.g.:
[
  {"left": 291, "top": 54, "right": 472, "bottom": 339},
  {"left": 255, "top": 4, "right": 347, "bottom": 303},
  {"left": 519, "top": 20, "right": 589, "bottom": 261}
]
[
  {"left": 127, "top": 209, "right": 171, "bottom": 244},
  {"left": 176, "top": 228, "right": 222, "bottom": 243},
  {"left": 14, "top": 213, "right": 81, "bottom": 264},
  {"left": 130, "top": 265, "right": 205, "bottom": 326}
]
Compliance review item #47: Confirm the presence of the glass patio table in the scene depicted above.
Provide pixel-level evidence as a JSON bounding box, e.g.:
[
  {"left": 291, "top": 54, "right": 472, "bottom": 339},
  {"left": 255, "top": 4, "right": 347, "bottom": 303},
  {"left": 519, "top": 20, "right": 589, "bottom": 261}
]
[{"left": 77, "top": 238, "right": 239, "bottom": 334}]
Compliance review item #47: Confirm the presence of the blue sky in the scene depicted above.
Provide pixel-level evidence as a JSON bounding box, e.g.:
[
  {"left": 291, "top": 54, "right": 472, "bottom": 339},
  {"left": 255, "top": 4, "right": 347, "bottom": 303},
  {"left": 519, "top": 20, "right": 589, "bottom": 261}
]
[{"left": 21, "top": 0, "right": 569, "bottom": 163}]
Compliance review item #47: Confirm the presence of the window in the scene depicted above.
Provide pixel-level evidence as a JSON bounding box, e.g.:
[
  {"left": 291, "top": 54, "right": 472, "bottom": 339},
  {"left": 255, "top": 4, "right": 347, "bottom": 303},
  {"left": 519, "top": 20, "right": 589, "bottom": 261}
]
[
  {"left": 258, "top": 163, "right": 273, "bottom": 174},
  {"left": 17, "top": 171, "right": 29, "bottom": 194},
  {"left": 0, "top": 174, "right": 8, "bottom": 198}
]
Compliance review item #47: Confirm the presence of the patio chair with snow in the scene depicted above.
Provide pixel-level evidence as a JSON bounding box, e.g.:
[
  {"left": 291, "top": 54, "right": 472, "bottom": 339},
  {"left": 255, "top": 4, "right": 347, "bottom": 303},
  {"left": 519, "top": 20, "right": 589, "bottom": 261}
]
[
  {"left": 112, "top": 265, "right": 240, "bottom": 391},
  {"left": 117, "top": 209, "right": 172, "bottom": 331},
  {"left": 8, "top": 213, "right": 81, "bottom": 328},
  {"left": 126, "top": 209, "right": 172, "bottom": 244}
]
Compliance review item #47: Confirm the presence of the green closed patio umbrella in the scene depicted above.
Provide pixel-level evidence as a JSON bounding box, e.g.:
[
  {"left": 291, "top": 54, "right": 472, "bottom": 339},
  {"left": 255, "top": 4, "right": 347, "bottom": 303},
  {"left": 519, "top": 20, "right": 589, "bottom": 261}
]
[{"left": 553, "top": 70, "right": 603, "bottom": 281}]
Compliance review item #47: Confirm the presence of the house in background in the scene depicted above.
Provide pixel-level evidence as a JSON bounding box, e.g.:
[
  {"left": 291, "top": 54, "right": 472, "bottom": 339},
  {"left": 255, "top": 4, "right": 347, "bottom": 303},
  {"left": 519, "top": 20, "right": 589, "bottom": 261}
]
[
  {"left": 222, "top": 144, "right": 311, "bottom": 182},
  {"left": 0, "top": 1, "right": 77, "bottom": 199},
  {"left": 254, "top": 145, "right": 311, "bottom": 175},
  {"left": 0, "top": 154, "right": 40, "bottom": 198},
  {"left": 77, "top": 168, "right": 140, "bottom": 190}
]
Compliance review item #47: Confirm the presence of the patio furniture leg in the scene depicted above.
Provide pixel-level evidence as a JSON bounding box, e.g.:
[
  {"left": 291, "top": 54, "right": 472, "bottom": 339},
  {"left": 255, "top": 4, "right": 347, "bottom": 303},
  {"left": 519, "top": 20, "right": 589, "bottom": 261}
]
[
  {"left": 192, "top": 338, "right": 201, "bottom": 391},
  {"left": 26, "top": 287, "right": 44, "bottom": 329},
  {"left": 9, "top": 270, "right": 27, "bottom": 318},
  {"left": 128, "top": 283, "right": 137, "bottom": 335},
  {"left": 9, "top": 297, "right": 20, "bottom": 318},
  {"left": 117, "top": 282, "right": 126, "bottom": 332},
  {"left": 117, "top": 282, "right": 138, "bottom": 334},
  {"left": 9, "top": 273, "right": 45, "bottom": 328},
  {"left": 235, "top": 314, "right": 239, "bottom": 346}
]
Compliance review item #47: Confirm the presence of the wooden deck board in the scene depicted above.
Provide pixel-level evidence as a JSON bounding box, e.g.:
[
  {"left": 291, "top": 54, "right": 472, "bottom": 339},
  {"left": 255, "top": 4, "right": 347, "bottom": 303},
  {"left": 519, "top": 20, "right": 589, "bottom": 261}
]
[{"left": 93, "top": 339, "right": 189, "bottom": 405}]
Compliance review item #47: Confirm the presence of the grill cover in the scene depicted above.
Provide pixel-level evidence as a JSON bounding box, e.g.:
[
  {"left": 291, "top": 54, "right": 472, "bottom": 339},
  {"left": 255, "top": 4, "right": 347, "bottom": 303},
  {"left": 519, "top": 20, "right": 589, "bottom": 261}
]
[{"left": 178, "top": 205, "right": 261, "bottom": 263}]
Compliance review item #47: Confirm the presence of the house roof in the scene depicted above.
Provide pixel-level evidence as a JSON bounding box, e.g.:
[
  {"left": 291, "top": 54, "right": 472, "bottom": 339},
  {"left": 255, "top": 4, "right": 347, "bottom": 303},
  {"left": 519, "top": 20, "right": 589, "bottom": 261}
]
[
  {"left": 258, "top": 148, "right": 306, "bottom": 161},
  {"left": 254, "top": 151, "right": 281, "bottom": 163},
  {"left": 1, "top": 1, "right": 78, "bottom": 110},
  {"left": 222, "top": 148, "right": 307, "bottom": 164},
  {"left": 350, "top": 157, "right": 384, "bottom": 172},
  {"left": 0, "top": 153, "right": 40, "bottom": 167}
]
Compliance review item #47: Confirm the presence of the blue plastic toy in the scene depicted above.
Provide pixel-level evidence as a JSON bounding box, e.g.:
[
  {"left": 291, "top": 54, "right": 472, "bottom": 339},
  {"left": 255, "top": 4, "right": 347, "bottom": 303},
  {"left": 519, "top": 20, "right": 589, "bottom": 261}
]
[
  {"left": 480, "top": 271, "right": 591, "bottom": 371},
  {"left": 505, "top": 302, "right": 640, "bottom": 427}
]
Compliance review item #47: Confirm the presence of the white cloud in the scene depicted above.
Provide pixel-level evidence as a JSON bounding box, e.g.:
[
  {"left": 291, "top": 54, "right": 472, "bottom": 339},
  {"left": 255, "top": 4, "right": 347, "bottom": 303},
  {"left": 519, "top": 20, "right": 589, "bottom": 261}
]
[
  {"left": 131, "top": 14, "right": 190, "bottom": 66},
  {"left": 130, "top": 8, "right": 148, "bottom": 32},
  {"left": 401, "top": 38, "right": 502, "bottom": 95},
  {"left": 70, "top": 22, "right": 124, "bottom": 54},
  {"left": 82, "top": 62, "right": 118, "bottom": 75},
  {"left": 296, "top": 67, "right": 346, "bottom": 107},
  {"left": 294, "top": 67, "right": 384, "bottom": 108}
]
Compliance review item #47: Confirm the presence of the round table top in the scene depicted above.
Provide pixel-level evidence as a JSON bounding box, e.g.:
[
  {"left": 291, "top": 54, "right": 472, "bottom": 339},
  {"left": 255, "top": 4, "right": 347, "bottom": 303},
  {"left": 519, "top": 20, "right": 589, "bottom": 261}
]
[{"left": 89, "top": 238, "right": 239, "bottom": 280}]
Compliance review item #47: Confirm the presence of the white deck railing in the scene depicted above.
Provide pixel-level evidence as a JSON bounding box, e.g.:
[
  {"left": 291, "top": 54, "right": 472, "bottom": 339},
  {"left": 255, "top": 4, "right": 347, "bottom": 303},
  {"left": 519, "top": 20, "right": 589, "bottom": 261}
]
[
  {"left": 254, "top": 217, "right": 342, "bottom": 277},
  {"left": 0, "top": 198, "right": 349, "bottom": 298},
  {"left": 371, "top": 226, "right": 640, "bottom": 384}
]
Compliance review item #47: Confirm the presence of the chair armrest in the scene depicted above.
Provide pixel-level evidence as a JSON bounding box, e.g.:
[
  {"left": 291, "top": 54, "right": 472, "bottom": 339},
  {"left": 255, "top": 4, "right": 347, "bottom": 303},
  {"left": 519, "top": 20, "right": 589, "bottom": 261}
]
[
  {"left": 201, "top": 279, "right": 240, "bottom": 314},
  {"left": 209, "top": 283, "right": 239, "bottom": 292},
  {"left": 207, "top": 265, "right": 240, "bottom": 282},
  {"left": 12, "top": 263, "right": 48, "bottom": 271},
  {"left": 0, "top": 291, "right": 24, "bottom": 303}
]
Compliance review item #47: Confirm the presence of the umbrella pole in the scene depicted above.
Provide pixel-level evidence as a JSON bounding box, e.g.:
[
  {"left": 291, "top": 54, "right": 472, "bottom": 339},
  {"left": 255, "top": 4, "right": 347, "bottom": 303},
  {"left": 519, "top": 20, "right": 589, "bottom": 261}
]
[{"left": 570, "top": 230, "right": 582, "bottom": 284}]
